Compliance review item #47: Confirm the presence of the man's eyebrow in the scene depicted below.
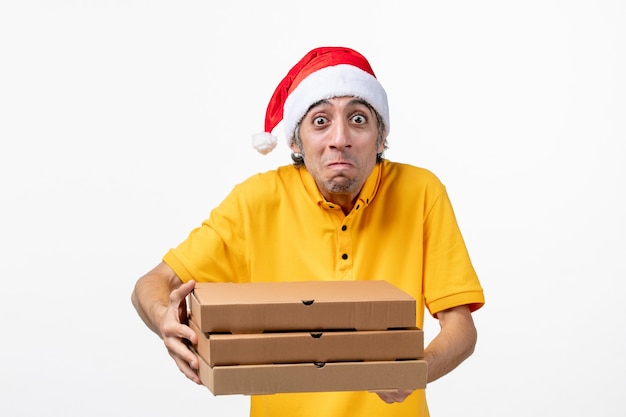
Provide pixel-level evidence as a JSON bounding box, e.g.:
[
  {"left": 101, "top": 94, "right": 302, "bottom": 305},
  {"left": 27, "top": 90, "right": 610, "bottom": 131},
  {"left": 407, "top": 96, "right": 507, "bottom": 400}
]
[
  {"left": 306, "top": 99, "right": 330, "bottom": 112},
  {"left": 349, "top": 98, "right": 370, "bottom": 107},
  {"left": 306, "top": 97, "right": 370, "bottom": 113}
]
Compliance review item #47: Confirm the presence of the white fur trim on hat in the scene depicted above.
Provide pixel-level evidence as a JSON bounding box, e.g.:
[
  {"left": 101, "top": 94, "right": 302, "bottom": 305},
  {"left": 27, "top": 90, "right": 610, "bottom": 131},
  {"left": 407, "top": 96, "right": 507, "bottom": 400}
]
[{"left": 282, "top": 64, "right": 390, "bottom": 143}]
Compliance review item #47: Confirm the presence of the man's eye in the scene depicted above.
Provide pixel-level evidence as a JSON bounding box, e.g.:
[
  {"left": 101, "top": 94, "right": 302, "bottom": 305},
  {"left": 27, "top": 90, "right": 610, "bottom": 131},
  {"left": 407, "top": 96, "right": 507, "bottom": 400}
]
[
  {"left": 352, "top": 114, "right": 366, "bottom": 124},
  {"left": 313, "top": 116, "right": 327, "bottom": 126}
]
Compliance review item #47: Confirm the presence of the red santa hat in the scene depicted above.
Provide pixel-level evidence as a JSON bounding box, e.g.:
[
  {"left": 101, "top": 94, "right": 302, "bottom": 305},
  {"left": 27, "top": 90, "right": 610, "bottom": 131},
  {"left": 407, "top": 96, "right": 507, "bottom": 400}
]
[{"left": 252, "top": 46, "right": 390, "bottom": 154}]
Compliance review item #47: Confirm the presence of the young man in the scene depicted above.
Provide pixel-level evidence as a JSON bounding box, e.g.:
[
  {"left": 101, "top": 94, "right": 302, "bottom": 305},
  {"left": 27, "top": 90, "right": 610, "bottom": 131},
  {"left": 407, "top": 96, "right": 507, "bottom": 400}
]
[{"left": 131, "top": 46, "right": 485, "bottom": 416}]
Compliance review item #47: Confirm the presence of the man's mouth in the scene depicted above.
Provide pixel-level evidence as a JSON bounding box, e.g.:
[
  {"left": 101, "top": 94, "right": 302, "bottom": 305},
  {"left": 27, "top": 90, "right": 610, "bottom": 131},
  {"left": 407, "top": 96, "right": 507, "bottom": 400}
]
[{"left": 327, "top": 160, "right": 353, "bottom": 168}]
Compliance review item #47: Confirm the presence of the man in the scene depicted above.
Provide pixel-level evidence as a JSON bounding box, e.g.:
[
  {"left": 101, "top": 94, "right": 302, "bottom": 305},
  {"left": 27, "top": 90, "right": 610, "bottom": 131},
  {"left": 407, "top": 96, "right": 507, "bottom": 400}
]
[{"left": 131, "top": 46, "right": 485, "bottom": 416}]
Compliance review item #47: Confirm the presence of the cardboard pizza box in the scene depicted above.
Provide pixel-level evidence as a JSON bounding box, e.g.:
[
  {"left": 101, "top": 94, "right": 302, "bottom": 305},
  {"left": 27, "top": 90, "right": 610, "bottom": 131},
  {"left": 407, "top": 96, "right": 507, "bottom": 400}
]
[
  {"left": 189, "top": 318, "right": 423, "bottom": 366},
  {"left": 197, "top": 355, "right": 428, "bottom": 395},
  {"left": 189, "top": 280, "right": 416, "bottom": 334}
]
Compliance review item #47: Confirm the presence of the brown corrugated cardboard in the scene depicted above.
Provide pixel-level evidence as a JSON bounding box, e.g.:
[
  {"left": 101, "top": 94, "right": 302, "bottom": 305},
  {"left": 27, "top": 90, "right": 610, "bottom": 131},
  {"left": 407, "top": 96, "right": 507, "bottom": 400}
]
[
  {"left": 189, "top": 318, "right": 423, "bottom": 366},
  {"left": 189, "top": 280, "right": 416, "bottom": 333},
  {"left": 197, "top": 355, "right": 428, "bottom": 395}
]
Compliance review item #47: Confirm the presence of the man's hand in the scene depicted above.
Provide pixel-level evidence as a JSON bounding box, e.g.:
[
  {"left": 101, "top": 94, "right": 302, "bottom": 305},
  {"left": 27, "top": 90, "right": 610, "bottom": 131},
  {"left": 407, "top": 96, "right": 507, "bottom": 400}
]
[
  {"left": 159, "top": 280, "right": 201, "bottom": 384},
  {"left": 131, "top": 262, "right": 202, "bottom": 384},
  {"left": 372, "top": 389, "right": 414, "bottom": 404}
]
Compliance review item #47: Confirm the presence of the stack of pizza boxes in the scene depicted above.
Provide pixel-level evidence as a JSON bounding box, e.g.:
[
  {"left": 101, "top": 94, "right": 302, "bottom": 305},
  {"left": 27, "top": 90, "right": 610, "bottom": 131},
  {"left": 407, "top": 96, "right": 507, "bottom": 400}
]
[{"left": 188, "top": 280, "right": 427, "bottom": 395}]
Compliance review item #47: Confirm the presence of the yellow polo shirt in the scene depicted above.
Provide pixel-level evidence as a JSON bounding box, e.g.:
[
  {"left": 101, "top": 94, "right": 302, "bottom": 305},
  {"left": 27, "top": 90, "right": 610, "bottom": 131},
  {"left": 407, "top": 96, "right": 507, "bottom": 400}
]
[{"left": 164, "top": 160, "right": 484, "bottom": 417}]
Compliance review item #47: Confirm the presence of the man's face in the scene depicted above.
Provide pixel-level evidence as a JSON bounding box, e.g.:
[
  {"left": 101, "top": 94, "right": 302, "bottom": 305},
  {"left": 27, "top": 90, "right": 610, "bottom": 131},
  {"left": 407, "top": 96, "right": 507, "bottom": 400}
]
[{"left": 292, "top": 96, "right": 384, "bottom": 205}]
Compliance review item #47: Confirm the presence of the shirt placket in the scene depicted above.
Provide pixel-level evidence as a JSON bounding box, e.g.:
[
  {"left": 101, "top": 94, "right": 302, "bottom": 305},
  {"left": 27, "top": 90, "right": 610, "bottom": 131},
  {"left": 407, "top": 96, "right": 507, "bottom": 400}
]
[{"left": 337, "top": 200, "right": 368, "bottom": 280}]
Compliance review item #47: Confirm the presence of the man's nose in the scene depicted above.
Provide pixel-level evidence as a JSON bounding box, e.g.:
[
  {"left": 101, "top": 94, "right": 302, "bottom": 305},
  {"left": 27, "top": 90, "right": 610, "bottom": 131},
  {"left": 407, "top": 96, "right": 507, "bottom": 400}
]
[{"left": 329, "top": 119, "right": 351, "bottom": 149}]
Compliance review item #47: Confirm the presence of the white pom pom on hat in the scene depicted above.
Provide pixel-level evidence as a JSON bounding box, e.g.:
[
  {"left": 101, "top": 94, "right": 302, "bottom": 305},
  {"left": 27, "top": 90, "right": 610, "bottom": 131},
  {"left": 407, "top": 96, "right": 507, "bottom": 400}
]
[
  {"left": 251, "top": 132, "right": 277, "bottom": 155},
  {"left": 251, "top": 46, "right": 390, "bottom": 154}
]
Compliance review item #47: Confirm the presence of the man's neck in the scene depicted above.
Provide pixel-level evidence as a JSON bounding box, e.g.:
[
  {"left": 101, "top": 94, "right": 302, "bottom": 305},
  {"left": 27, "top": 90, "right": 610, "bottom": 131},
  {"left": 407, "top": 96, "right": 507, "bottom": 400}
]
[{"left": 322, "top": 191, "right": 359, "bottom": 215}]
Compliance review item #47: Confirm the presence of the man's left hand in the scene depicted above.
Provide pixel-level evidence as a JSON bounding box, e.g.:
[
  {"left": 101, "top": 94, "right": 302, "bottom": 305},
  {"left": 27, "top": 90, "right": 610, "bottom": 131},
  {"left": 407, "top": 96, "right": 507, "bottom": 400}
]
[{"left": 372, "top": 389, "right": 414, "bottom": 403}]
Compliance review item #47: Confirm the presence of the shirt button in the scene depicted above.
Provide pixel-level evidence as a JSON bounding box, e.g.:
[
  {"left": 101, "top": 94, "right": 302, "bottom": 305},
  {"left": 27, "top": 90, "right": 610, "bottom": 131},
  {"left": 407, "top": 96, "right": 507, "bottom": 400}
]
[
  {"left": 341, "top": 253, "right": 348, "bottom": 260},
  {"left": 341, "top": 225, "right": 347, "bottom": 231}
]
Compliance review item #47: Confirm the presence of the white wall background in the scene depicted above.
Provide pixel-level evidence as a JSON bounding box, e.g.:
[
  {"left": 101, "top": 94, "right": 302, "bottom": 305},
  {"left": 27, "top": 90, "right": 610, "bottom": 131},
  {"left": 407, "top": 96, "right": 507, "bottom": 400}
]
[{"left": 1, "top": 1, "right": 624, "bottom": 416}]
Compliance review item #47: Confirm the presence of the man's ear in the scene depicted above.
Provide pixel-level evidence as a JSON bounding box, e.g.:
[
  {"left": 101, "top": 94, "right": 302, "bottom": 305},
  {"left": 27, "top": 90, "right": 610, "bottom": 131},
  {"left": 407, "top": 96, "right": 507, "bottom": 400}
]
[
  {"left": 290, "top": 140, "right": 302, "bottom": 154},
  {"left": 377, "top": 131, "right": 388, "bottom": 153}
]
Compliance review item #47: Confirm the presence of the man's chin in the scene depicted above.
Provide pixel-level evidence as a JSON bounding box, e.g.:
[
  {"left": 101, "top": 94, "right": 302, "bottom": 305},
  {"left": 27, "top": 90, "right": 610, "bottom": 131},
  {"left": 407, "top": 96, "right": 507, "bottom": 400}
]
[{"left": 325, "top": 177, "right": 358, "bottom": 194}]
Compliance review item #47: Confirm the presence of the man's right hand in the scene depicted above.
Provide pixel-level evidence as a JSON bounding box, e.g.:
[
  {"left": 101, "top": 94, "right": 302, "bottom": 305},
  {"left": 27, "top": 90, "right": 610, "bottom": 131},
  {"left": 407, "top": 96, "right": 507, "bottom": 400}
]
[
  {"left": 160, "top": 280, "right": 201, "bottom": 384},
  {"left": 131, "top": 262, "right": 202, "bottom": 385}
]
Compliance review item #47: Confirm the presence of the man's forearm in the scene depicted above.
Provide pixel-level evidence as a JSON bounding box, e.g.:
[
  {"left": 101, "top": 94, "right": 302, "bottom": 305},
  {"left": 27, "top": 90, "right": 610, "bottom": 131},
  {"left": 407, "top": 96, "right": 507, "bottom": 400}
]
[
  {"left": 424, "top": 305, "right": 477, "bottom": 383},
  {"left": 131, "top": 262, "right": 181, "bottom": 336}
]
